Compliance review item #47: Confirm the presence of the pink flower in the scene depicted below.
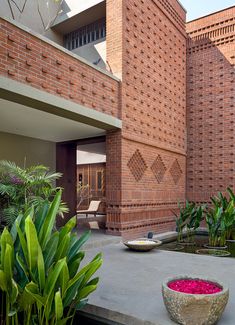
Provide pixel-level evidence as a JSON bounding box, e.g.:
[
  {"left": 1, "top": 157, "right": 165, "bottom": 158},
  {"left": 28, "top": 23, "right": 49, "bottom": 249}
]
[{"left": 168, "top": 279, "right": 222, "bottom": 294}]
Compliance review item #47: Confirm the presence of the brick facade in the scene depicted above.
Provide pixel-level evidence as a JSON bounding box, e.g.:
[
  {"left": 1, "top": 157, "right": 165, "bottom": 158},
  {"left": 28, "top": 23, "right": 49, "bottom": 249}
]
[
  {"left": 186, "top": 7, "right": 235, "bottom": 204},
  {"left": 1, "top": 3, "right": 234, "bottom": 238},
  {"left": 105, "top": 0, "right": 187, "bottom": 238}
]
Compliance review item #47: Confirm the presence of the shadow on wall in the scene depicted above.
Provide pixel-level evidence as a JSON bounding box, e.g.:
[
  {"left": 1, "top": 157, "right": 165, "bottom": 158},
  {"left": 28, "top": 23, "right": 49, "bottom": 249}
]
[{"left": 72, "top": 39, "right": 106, "bottom": 70}]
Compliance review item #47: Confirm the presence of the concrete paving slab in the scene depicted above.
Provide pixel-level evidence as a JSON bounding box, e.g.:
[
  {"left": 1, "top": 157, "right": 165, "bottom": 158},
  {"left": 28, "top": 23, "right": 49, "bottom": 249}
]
[
  {"left": 81, "top": 243, "right": 235, "bottom": 324},
  {"left": 76, "top": 229, "right": 121, "bottom": 250}
]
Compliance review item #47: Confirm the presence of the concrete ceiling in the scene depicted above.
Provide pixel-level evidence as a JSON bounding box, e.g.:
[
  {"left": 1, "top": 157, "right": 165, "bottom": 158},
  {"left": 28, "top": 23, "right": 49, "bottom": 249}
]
[
  {"left": 0, "top": 99, "right": 105, "bottom": 142},
  {"left": 52, "top": 1, "right": 106, "bottom": 34}
]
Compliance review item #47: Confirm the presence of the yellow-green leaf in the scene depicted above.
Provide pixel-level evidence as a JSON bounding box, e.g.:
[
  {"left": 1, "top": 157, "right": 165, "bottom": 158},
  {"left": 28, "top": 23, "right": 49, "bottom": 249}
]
[
  {"left": 25, "top": 216, "right": 39, "bottom": 271},
  {"left": 0, "top": 270, "right": 7, "bottom": 291},
  {"left": 55, "top": 290, "right": 63, "bottom": 320}
]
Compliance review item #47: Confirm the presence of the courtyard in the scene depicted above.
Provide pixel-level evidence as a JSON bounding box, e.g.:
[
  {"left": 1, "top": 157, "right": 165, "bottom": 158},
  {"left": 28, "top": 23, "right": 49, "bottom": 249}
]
[
  {"left": 80, "top": 239, "right": 235, "bottom": 325},
  {"left": 0, "top": 0, "right": 235, "bottom": 324}
]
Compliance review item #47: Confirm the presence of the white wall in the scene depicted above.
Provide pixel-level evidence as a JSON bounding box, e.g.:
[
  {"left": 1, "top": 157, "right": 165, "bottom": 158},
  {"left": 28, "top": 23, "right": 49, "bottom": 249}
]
[
  {"left": 72, "top": 39, "right": 106, "bottom": 69},
  {"left": 62, "top": 0, "right": 104, "bottom": 15}
]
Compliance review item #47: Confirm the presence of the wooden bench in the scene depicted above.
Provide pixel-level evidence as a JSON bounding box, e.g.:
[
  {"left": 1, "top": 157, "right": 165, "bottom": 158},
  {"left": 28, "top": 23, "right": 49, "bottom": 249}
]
[{"left": 76, "top": 200, "right": 101, "bottom": 217}]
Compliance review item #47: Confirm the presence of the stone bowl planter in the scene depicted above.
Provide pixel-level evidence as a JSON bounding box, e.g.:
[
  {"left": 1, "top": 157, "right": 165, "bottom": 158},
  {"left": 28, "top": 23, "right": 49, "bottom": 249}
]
[
  {"left": 123, "top": 239, "right": 162, "bottom": 251},
  {"left": 162, "top": 275, "right": 229, "bottom": 325}
]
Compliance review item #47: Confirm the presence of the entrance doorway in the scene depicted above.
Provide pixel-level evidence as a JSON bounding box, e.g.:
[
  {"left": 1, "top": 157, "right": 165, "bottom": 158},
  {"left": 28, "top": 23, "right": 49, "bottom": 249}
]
[{"left": 77, "top": 140, "right": 106, "bottom": 216}]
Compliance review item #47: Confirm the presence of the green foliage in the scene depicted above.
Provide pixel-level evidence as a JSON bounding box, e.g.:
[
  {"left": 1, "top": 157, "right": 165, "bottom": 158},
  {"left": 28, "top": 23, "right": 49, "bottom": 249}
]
[
  {"left": 206, "top": 188, "right": 235, "bottom": 247},
  {"left": 0, "top": 190, "right": 102, "bottom": 325},
  {"left": 174, "top": 201, "right": 205, "bottom": 242},
  {"left": 0, "top": 160, "right": 68, "bottom": 227}
]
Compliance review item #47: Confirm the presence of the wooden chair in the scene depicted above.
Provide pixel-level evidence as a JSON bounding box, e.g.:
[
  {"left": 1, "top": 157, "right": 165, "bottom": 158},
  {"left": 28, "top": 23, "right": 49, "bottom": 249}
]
[{"left": 76, "top": 200, "right": 101, "bottom": 217}]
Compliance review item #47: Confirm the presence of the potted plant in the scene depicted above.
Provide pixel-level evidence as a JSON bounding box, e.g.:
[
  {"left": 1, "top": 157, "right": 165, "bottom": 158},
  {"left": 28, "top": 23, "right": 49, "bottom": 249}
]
[{"left": 162, "top": 275, "right": 229, "bottom": 325}]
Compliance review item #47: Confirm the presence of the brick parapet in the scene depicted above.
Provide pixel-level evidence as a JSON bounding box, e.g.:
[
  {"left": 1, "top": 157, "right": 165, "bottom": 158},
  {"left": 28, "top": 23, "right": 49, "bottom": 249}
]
[{"left": 0, "top": 17, "right": 121, "bottom": 119}]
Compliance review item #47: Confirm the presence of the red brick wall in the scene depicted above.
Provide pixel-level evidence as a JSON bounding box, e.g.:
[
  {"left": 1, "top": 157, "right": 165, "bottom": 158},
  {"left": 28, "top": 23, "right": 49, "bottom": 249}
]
[
  {"left": 0, "top": 18, "right": 120, "bottom": 118},
  {"left": 106, "top": 0, "right": 187, "bottom": 238},
  {"left": 186, "top": 7, "right": 235, "bottom": 203}
]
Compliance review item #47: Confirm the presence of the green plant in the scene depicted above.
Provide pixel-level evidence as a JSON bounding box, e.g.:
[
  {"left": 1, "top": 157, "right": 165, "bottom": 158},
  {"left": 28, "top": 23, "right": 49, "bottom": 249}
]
[
  {"left": 206, "top": 188, "right": 235, "bottom": 247},
  {"left": 173, "top": 201, "right": 205, "bottom": 243},
  {"left": 0, "top": 160, "right": 68, "bottom": 227},
  {"left": 0, "top": 190, "right": 102, "bottom": 325}
]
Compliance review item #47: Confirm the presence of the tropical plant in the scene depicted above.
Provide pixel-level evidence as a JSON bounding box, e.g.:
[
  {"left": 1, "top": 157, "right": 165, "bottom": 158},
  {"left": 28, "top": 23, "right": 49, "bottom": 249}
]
[
  {"left": 173, "top": 201, "right": 205, "bottom": 243},
  {"left": 206, "top": 188, "right": 235, "bottom": 246},
  {"left": 0, "top": 160, "right": 68, "bottom": 227},
  {"left": 0, "top": 190, "right": 102, "bottom": 325}
]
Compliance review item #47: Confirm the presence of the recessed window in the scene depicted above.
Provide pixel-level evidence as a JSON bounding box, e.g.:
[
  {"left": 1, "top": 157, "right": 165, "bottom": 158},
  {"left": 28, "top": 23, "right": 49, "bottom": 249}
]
[{"left": 64, "top": 18, "right": 106, "bottom": 50}]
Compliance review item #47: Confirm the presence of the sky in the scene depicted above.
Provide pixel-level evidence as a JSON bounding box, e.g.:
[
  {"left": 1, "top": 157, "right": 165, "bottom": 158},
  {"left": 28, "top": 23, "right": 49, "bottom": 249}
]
[{"left": 179, "top": 0, "right": 235, "bottom": 21}]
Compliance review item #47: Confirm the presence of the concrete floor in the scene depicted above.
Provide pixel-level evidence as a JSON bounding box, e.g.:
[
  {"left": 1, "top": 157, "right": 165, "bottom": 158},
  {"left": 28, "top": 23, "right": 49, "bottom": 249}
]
[
  {"left": 76, "top": 228, "right": 121, "bottom": 250},
  {"left": 80, "top": 243, "right": 235, "bottom": 325}
]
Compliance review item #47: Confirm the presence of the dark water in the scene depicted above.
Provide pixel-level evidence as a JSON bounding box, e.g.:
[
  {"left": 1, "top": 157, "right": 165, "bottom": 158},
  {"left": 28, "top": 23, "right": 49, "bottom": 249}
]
[{"left": 159, "top": 235, "right": 235, "bottom": 257}]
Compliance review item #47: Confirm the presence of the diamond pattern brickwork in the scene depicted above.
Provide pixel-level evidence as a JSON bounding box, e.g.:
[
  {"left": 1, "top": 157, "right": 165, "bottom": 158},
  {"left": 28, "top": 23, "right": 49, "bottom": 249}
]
[
  {"left": 170, "top": 159, "right": 182, "bottom": 184},
  {"left": 127, "top": 150, "right": 147, "bottom": 181},
  {"left": 151, "top": 155, "right": 167, "bottom": 183}
]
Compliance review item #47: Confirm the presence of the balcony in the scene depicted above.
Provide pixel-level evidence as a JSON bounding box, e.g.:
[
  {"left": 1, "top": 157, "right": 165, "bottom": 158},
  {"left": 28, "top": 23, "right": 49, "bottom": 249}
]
[{"left": 52, "top": 0, "right": 106, "bottom": 68}]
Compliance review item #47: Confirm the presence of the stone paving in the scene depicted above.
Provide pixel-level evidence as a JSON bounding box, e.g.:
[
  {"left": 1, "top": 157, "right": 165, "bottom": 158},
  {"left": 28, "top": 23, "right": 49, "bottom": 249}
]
[{"left": 80, "top": 242, "right": 235, "bottom": 325}]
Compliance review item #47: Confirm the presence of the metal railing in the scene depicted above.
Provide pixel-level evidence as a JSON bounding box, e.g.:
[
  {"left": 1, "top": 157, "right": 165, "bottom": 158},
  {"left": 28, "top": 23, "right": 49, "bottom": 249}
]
[{"left": 64, "top": 18, "right": 106, "bottom": 50}]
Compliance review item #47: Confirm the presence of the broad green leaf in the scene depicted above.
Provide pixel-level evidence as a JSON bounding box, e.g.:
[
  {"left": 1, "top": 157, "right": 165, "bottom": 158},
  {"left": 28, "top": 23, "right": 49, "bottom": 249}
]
[
  {"left": 55, "top": 290, "right": 63, "bottom": 320},
  {"left": 83, "top": 260, "right": 102, "bottom": 287},
  {"left": 77, "top": 285, "right": 97, "bottom": 300},
  {"left": 86, "top": 277, "right": 99, "bottom": 287},
  {"left": 63, "top": 274, "right": 85, "bottom": 307},
  {"left": 38, "top": 245, "right": 45, "bottom": 291},
  {"left": 1, "top": 228, "right": 13, "bottom": 268},
  {"left": 16, "top": 253, "right": 29, "bottom": 283},
  {"left": 68, "top": 255, "right": 83, "bottom": 278},
  {"left": 16, "top": 222, "right": 29, "bottom": 267},
  {"left": 0, "top": 270, "right": 7, "bottom": 291},
  {"left": 59, "top": 262, "right": 69, "bottom": 297},
  {"left": 54, "top": 233, "right": 70, "bottom": 261},
  {"left": 11, "top": 279, "right": 18, "bottom": 304},
  {"left": 39, "top": 190, "right": 62, "bottom": 250},
  {"left": 25, "top": 282, "right": 45, "bottom": 307},
  {"left": 4, "top": 243, "right": 13, "bottom": 286},
  {"left": 59, "top": 216, "right": 76, "bottom": 243},
  {"left": 10, "top": 213, "right": 23, "bottom": 243},
  {"left": 68, "top": 230, "right": 90, "bottom": 260},
  {"left": 34, "top": 201, "right": 50, "bottom": 232},
  {"left": 44, "top": 258, "right": 66, "bottom": 296},
  {"left": 44, "top": 231, "right": 59, "bottom": 270},
  {"left": 25, "top": 216, "right": 39, "bottom": 271},
  {"left": 67, "top": 255, "right": 102, "bottom": 292}
]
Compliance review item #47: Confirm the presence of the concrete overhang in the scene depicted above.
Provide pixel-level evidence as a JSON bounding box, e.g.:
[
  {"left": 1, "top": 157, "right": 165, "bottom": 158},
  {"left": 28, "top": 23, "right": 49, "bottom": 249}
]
[
  {"left": 0, "top": 77, "right": 121, "bottom": 142},
  {"left": 52, "top": 0, "right": 106, "bottom": 35}
]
